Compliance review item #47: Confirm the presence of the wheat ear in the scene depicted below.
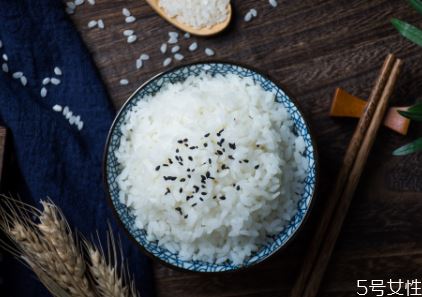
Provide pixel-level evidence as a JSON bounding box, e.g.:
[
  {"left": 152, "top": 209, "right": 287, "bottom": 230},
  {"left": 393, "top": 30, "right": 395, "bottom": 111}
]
[
  {"left": 0, "top": 197, "right": 96, "bottom": 297},
  {"left": 85, "top": 230, "right": 140, "bottom": 297},
  {"left": 37, "top": 201, "right": 96, "bottom": 297}
]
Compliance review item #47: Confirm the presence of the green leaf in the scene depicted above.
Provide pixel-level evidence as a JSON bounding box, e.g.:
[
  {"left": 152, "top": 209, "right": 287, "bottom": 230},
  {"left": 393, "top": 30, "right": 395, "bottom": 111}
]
[
  {"left": 391, "top": 18, "right": 422, "bottom": 47},
  {"left": 408, "top": 0, "right": 422, "bottom": 15},
  {"left": 393, "top": 137, "right": 422, "bottom": 156},
  {"left": 398, "top": 103, "right": 422, "bottom": 121}
]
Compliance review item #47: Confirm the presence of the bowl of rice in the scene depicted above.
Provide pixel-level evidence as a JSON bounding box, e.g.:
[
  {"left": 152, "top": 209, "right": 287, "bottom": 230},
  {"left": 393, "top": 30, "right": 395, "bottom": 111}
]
[{"left": 104, "top": 62, "right": 318, "bottom": 272}]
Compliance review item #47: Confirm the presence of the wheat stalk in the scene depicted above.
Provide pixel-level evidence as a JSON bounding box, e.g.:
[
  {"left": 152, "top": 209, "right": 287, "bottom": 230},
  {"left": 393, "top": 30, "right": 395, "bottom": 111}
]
[
  {"left": 0, "top": 196, "right": 141, "bottom": 297},
  {"left": 85, "top": 230, "right": 139, "bottom": 297},
  {"left": 37, "top": 201, "right": 95, "bottom": 297}
]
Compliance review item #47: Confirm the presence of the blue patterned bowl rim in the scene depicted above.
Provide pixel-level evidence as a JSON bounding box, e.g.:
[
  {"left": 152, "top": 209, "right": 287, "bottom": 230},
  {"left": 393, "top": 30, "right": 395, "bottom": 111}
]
[{"left": 104, "top": 61, "right": 319, "bottom": 273}]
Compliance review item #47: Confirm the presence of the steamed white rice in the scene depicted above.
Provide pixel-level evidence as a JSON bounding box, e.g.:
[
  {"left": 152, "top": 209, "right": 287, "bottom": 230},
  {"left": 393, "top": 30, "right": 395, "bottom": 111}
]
[
  {"left": 116, "top": 73, "right": 308, "bottom": 265},
  {"left": 158, "top": 0, "right": 230, "bottom": 29}
]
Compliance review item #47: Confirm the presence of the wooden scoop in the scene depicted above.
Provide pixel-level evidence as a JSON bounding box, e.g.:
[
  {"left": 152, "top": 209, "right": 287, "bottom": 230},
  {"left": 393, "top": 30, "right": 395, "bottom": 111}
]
[
  {"left": 145, "top": 0, "right": 232, "bottom": 36},
  {"left": 330, "top": 88, "right": 411, "bottom": 135}
]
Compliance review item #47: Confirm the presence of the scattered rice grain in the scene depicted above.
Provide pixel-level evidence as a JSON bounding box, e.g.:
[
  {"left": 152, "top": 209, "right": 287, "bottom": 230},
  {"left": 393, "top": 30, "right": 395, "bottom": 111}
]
[
  {"left": 20, "top": 76, "right": 27, "bottom": 86},
  {"left": 140, "top": 54, "right": 150, "bottom": 60},
  {"left": 174, "top": 53, "right": 184, "bottom": 61},
  {"left": 97, "top": 19, "right": 105, "bottom": 29},
  {"left": 171, "top": 45, "right": 180, "bottom": 53},
  {"left": 42, "top": 77, "right": 51, "bottom": 85},
  {"left": 127, "top": 35, "right": 137, "bottom": 43},
  {"left": 163, "top": 57, "right": 172, "bottom": 67},
  {"left": 120, "top": 79, "right": 129, "bottom": 85},
  {"left": 88, "top": 20, "right": 98, "bottom": 28},
  {"left": 52, "top": 104, "right": 62, "bottom": 112},
  {"left": 40, "top": 87, "right": 47, "bottom": 98},
  {"left": 51, "top": 78, "right": 61, "bottom": 85},
  {"left": 188, "top": 42, "right": 198, "bottom": 51},
  {"left": 74, "top": 0, "right": 84, "bottom": 6},
  {"left": 12, "top": 72, "right": 23, "bottom": 79},
  {"left": 269, "top": 0, "right": 278, "bottom": 7},
  {"left": 160, "top": 43, "right": 168, "bottom": 54},
  {"left": 205, "top": 48, "right": 215, "bottom": 56},
  {"left": 123, "top": 30, "right": 134, "bottom": 36},
  {"left": 1, "top": 63, "right": 8, "bottom": 73},
  {"left": 125, "top": 16, "right": 136, "bottom": 23},
  {"left": 54, "top": 67, "right": 62, "bottom": 76},
  {"left": 122, "top": 8, "right": 131, "bottom": 17}
]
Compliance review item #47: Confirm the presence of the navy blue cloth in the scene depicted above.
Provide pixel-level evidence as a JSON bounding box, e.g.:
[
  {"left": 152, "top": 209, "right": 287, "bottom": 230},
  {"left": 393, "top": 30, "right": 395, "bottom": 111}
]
[{"left": 0, "top": 1, "right": 154, "bottom": 296}]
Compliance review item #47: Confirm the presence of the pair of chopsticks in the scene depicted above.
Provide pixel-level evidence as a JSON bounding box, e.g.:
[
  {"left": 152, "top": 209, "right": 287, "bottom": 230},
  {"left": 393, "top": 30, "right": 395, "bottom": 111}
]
[{"left": 290, "top": 54, "right": 403, "bottom": 297}]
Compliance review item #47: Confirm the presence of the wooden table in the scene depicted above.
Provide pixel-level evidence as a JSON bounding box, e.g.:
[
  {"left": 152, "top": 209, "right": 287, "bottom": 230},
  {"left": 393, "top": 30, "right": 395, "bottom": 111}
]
[{"left": 70, "top": 1, "right": 422, "bottom": 296}]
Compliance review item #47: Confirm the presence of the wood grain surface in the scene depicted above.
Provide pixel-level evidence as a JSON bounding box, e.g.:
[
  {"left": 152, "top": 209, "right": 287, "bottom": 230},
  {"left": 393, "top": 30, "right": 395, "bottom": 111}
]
[{"left": 68, "top": 1, "right": 422, "bottom": 296}]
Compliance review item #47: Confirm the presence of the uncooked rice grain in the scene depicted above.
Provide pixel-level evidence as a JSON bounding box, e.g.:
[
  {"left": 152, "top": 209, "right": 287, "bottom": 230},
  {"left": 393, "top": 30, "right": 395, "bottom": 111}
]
[{"left": 159, "top": 0, "right": 230, "bottom": 29}]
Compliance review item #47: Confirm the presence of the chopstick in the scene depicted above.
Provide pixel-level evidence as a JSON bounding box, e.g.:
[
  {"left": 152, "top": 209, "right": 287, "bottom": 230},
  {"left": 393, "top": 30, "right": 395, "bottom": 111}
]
[{"left": 290, "top": 54, "right": 403, "bottom": 297}]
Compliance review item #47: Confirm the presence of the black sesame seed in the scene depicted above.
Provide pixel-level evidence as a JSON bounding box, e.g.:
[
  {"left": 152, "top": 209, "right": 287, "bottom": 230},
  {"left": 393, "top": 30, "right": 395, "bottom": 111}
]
[
  {"left": 179, "top": 156, "right": 184, "bottom": 162},
  {"left": 183, "top": 138, "right": 188, "bottom": 142},
  {"left": 203, "top": 143, "right": 208, "bottom": 147},
  {"left": 189, "top": 146, "right": 196, "bottom": 150},
  {"left": 255, "top": 165, "right": 260, "bottom": 169},
  {"left": 192, "top": 169, "right": 195, "bottom": 172},
  {"left": 222, "top": 148, "right": 226, "bottom": 152},
  {"left": 201, "top": 185, "right": 206, "bottom": 189},
  {"left": 177, "top": 140, "right": 183, "bottom": 144},
  {"left": 204, "top": 133, "right": 210, "bottom": 138},
  {"left": 175, "top": 156, "right": 180, "bottom": 161},
  {"left": 213, "top": 196, "right": 217, "bottom": 199},
  {"left": 188, "top": 156, "right": 193, "bottom": 161},
  {"left": 216, "top": 150, "right": 223, "bottom": 155},
  {"left": 186, "top": 195, "right": 193, "bottom": 201},
  {"left": 184, "top": 143, "right": 189, "bottom": 147},
  {"left": 201, "top": 175, "right": 206, "bottom": 180},
  {"left": 179, "top": 188, "right": 183, "bottom": 193},
  {"left": 176, "top": 148, "right": 179, "bottom": 153},
  {"left": 155, "top": 165, "right": 160, "bottom": 171},
  {"left": 187, "top": 168, "right": 191, "bottom": 172},
  {"left": 208, "top": 158, "right": 212, "bottom": 164},
  {"left": 184, "top": 215, "right": 188, "bottom": 219},
  {"left": 178, "top": 162, "right": 184, "bottom": 166},
  {"left": 193, "top": 186, "right": 199, "bottom": 193},
  {"left": 217, "top": 128, "right": 224, "bottom": 136},
  {"left": 219, "top": 196, "right": 226, "bottom": 200},
  {"left": 256, "top": 144, "right": 260, "bottom": 148},
  {"left": 228, "top": 155, "right": 234, "bottom": 160},
  {"left": 236, "top": 186, "right": 240, "bottom": 191},
  {"left": 163, "top": 176, "right": 177, "bottom": 181},
  {"left": 187, "top": 174, "right": 191, "bottom": 178},
  {"left": 219, "top": 138, "right": 225, "bottom": 146},
  {"left": 168, "top": 158, "right": 173, "bottom": 164},
  {"left": 239, "top": 160, "right": 242, "bottom": 164},
  {"left": 201, "top": 180, "right": 206, "bottom": 184},
  {"left": 163, "top": 164, "right": 169, "bottom": 167},
  {"left": 229, "top": 143, "right": 236, "bottom": 150},
  {"left": 206, "top": 171, "right": 210, "bottom": 178},
  {"left": 175, "top": 207, "right": 183, "bottom": 215},
  {"left": 191, "top": 203, "right": 197, "bottom": 207},
  {"left": 180, "top": 178, "right": 186, "bottom": 182},
  {"left": 244, "top": 159, "right": 249, "bottom": 163},
  {"left": 232, "top": 183, "right": 236, "bottom": 187},
  {"left": 199, "top": 197, "right": 204, "bottom": 202},
  {"left": 201, "top": 192, "right": 207, "bottom": 195},
  {"left": 165, "top": 188, "right": 171, "bottom": 195}
]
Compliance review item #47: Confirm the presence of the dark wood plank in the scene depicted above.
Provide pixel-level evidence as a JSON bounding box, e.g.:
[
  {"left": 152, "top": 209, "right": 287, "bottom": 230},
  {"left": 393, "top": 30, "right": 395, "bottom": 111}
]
[
  {"left": 0, "top": 127, "right": 6, "bottom": 184},
  {"left": 67, "top": 1, "right": 422, "bottom": 296}
]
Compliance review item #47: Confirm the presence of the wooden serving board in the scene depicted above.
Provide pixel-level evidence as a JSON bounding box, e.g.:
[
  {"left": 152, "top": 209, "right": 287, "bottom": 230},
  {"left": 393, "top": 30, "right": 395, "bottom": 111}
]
[{"left": 67, "top": 1, "right": 422, "bottom": 296}]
